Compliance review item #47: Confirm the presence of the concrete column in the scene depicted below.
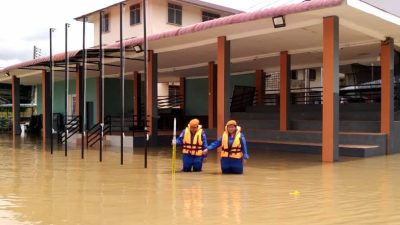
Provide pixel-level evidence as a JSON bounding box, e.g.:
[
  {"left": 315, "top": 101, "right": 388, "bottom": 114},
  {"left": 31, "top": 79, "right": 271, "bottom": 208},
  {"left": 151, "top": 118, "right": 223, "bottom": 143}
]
[
  {"left": 380, "top": 37, "right": 394, "bottom": 154},
  {"left": 179, "top": 77, "right": 185, "bottom": 110},
  {"left": 208, "top": 61, "right": 217, "bottom": 128},
  {"left": 322, "top": 16, "right": 339, "bottom": 162},
  {"left": 75, "top": 65, "right": 80, "bottom": 116},
  {"left": 77, "top": 65, "right": 85, "bottom": 132},
  {"left": 133, "top": 71, "right": 141, "bottom": 126},
  {"left": 146, "top": 50, "right": 158, "bottom": 136},
  {"left": 41, "top": 70, "right": 52, "bottom": 139},
  {"left": 280, "top": 51, "right": 290, "bottom": 131},
  {"left": 12, "top": 76, "right": 21, "bottom": 136},
  {"left": 217, "top": 36, "right": 231, "bottom": 136},
  {"left": 96, "top": 77, "right": 101, "bottom": 123},
  {"left": 255, "top": 69, "right": 265, "bottom": 106}
]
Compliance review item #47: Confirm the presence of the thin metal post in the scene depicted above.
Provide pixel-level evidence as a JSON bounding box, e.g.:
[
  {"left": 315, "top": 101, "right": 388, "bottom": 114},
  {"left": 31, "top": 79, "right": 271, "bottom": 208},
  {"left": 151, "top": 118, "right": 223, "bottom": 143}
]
[
  {"left": 65, "top": 23, "right": 70, "bottom": 157},
  {"left": 120, "top": 3, "right": 125, "bottom": 165},
  {"left": 143, "top": 0, "right": 148, "bottom": 168},
  {"left": 82, "top": 17, "right": 87, "bottom": 159},
  {"left": 49, "top": 28, "right": 55, "bottom": 154},
  {"left": 99, "top": 10, "right": 104, "bottom": 162}
]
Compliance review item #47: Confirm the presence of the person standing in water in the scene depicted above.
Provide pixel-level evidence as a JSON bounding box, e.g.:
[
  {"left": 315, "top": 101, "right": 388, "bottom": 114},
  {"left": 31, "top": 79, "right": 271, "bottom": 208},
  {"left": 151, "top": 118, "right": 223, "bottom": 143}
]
[
  {"left": 205, "top": 120, "right": 249, "bottom": 174},
  {"left": 175, "top": 118, "right": 208, "bottom": 172}
]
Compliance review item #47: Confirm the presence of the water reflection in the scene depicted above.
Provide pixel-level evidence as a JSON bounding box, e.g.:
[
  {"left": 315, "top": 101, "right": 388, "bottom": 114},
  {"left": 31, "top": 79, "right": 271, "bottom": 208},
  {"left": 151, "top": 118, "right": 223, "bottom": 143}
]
[{"left": 0, "top": 136, "right": 400, "bottom": 224}]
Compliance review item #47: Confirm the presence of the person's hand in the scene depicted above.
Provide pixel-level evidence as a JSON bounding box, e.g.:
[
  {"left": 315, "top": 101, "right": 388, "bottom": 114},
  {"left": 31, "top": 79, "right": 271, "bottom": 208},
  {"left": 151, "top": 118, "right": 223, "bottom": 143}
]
[
  {"left": 171, "top": 139, "right": 176, "bottom": 145},
  {"left": 203, "top": 149, "right": 208, "bottom": 155}
]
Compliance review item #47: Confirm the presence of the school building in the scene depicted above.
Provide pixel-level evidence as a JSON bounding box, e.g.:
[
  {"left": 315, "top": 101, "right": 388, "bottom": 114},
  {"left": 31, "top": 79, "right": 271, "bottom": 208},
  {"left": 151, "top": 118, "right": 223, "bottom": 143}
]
[{"left": 1, "top": 0, "right": 400, "bottom": 162}]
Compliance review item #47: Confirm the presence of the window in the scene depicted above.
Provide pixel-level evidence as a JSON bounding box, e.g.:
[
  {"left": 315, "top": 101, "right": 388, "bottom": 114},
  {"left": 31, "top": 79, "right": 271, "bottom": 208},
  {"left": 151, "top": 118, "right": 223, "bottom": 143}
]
[
  {"left": 102, "top": 14, "right": 109, "bottom": 33},
  {"left": 202, "top": 11, "right": 220, "bottom": 22},
  {"left": 168, "top": 3, "right": 182, "bottom": 25},
  {"left": 291, "top": 70, "right": 298, "bottom": 80},
  {"left": 309, "top": 69, "right": 316, "bottom": 81},
  {"left": 130, "top": 4, "right": 141, "bottom": 25}
]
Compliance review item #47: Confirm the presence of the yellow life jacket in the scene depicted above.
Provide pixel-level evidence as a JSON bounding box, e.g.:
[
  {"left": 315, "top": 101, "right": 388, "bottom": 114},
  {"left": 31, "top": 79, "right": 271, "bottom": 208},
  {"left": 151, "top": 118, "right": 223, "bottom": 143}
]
[
  {"left": 182, "top": 126, "right": 203, "bottom": 156},
  {"left": 221, "top": 126, "right": 243, "bottom": 159}
]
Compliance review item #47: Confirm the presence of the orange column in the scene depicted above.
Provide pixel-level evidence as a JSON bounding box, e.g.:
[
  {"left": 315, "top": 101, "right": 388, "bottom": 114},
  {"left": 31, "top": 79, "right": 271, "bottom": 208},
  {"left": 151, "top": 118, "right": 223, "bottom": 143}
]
[
  {"left": 179, "top": 77, "right": 185, "bottom": 110},
  {"left": 255, "top": 70, "right": 265, "bottom": 106},
  {"left": 133, "top": 71, "right": 141, "bottom": 126},
  {"left": 41, "top": 70, "right": 50, "bottom": 140},
  {"left": 208, "top": 62, "right": 217, "bottom": 128},
  {"left": 12, "top": 76, "right": 21, "bottom": 136},
  {"left": 322, "top": 16, "right": 339, "bottom": 162},
  {"left": 146, "top": 50, "right": 158, "bottom": 136},
  {"left": 380, "top": 37, "right": 394, "bottom": 154},
  {"left": 280, "top": 52, "right": 290, "bottom": 131},
  {"left": 217, "top": 36, "right": 230, "bottom": 137}
]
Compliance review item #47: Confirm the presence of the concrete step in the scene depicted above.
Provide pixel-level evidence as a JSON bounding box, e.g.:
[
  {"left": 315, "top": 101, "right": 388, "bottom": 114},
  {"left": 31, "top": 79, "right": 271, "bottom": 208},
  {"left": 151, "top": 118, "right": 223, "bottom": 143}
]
[
  {"left": 247, "top": 140, "right": 385, "bottom": 157},
  {"left": 290, "top": 120, "right": 380, "bottom": 132}
]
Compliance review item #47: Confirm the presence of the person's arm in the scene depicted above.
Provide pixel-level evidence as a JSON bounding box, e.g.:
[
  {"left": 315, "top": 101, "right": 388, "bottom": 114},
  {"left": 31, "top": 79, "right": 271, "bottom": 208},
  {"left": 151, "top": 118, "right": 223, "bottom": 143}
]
[
  {"left": 240, "top": 133, "right": 249, "bottom": 159},
  {"left": 175, "top": 130, "right": 185, "bottom": 146},
  {"left": 207, "top": 137, "right": 222, "bottom": 151},
  {"left": 201, "top": 130, "right": 208, "bottom": 150}
]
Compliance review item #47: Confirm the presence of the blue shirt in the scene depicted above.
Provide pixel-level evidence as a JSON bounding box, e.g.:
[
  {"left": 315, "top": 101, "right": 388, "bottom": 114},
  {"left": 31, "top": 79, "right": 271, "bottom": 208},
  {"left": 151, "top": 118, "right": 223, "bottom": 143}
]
[
  {"left": 176, "top": 129, "right": 208, "bottom": 150},
  {"left": 207, "top": 133, "right": 249, "bottom": 159}
]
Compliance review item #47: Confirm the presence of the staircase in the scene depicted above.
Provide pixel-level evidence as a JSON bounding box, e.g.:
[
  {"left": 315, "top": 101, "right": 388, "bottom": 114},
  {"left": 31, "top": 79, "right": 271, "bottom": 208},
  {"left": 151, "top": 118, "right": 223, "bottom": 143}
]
[{"left": 231, "top": 103, "right": 387, "bottom": 157}]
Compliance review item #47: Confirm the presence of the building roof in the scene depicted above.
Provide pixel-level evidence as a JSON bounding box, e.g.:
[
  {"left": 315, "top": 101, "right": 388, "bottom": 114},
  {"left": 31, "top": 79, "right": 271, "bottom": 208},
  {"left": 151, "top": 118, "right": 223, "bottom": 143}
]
[{"left": 3, "top": 0, "right": 400, "bottom": 84}]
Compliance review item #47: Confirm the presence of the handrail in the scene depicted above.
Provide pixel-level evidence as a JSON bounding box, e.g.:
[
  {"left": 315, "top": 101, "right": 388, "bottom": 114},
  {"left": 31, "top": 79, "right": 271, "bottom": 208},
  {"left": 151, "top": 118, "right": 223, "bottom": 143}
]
[{"left": 58, "top": 115, "right": 80, "bottom": 144}]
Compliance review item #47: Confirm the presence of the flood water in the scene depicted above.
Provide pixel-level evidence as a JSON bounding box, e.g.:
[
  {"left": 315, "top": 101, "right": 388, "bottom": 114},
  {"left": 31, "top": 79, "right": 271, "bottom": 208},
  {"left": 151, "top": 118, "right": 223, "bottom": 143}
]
[{"left": 1, "top": 134, "right": 400, "bottom": 225}]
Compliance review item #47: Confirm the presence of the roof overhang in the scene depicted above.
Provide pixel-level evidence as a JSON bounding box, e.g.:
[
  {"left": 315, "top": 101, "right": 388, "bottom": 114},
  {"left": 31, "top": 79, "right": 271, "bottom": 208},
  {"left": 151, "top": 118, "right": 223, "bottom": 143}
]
[{"left": 2, "top": 0, "right": 400, "bottom": 85}]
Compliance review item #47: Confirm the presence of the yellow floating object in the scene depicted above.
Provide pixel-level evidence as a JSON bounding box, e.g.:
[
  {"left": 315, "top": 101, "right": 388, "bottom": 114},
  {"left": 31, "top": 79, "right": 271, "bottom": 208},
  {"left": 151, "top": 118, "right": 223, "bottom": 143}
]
[{"left": 289, "top": 190, "right": 300, "bottom": 196}]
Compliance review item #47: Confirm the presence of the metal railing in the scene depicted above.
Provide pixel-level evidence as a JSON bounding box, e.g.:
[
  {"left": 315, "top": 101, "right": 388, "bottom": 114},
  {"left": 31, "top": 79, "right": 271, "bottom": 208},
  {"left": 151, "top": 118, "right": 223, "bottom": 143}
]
[
  {"left": 157, "top": 94, "right": 183, "bottom": 109},
  {"left": 86, "top": 120, "right": 111, "bottom": 148},
  {"left": 58, "top": 115, "right": 80, "bottom": 144},
  {"left": 259, "top": 82, "right": 400, "bottom": 110}
]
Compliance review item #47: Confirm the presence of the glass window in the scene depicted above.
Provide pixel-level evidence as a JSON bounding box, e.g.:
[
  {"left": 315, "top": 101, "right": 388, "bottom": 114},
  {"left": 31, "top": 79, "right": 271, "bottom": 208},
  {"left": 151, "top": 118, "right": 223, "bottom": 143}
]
[
  {"left": 102, "top": 14, "right": 110, "bottom": 33},
  {"left": 168, "top": 3, "right": 182, "bottom": 25},
  {"left": 202, "top": 11, "right": 220, "bottom": 22},
  {"left": 130, "top": 4, "right": 141, "bottom": 25}
]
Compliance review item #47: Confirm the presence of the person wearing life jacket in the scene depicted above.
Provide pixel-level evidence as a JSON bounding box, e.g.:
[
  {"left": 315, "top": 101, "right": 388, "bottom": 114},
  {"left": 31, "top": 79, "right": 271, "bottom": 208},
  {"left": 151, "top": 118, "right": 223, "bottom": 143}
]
[
  {"left": 176, "top": 118, "right": 208, "bottom": 172},
  {"left": 205, "top": 120, "right": 249, "bottom": 174}
]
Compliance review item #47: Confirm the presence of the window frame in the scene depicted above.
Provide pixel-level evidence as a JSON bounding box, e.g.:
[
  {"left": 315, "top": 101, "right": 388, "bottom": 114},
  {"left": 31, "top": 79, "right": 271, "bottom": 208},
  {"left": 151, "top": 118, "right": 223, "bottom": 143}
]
[
  {"left": 130, "top": 3, "right": 141, "bottom": 26},
  {"left": 102, "top": 13, "right": 110, "bottom": 33},
  {"left": 167, "top": 3, "right": 182, "bottom": 26},
  {"left": 202, "top": 11, "right": 220, "bottom": 22}
]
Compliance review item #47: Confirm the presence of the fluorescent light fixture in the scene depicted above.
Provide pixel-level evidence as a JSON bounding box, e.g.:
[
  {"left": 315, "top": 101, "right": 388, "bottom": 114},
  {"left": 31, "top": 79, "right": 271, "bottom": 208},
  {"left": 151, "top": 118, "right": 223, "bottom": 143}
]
[
  {"left": 272, "top": 15, "right": 286, "bottom": 28},
  {"left": 133, "top": 45, "right": 143, "bottom": 53}
]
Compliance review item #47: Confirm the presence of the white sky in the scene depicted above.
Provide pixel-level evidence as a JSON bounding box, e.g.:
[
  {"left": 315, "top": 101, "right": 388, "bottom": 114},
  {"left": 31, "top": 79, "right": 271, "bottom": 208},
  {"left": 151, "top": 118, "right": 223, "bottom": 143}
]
[{"left": 0, "top": 0, "right": 398, "bottom": 69}]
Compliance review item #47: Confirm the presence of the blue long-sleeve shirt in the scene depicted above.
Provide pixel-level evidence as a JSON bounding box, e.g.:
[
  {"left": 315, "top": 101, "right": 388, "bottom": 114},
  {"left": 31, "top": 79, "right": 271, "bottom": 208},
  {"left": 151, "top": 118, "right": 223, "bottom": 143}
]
[
  {"left": 176, "top": 129, "right": 208, "bottom": 150},
  {"left": 207, "top": 133, "right": 249, "bottom": 159}
]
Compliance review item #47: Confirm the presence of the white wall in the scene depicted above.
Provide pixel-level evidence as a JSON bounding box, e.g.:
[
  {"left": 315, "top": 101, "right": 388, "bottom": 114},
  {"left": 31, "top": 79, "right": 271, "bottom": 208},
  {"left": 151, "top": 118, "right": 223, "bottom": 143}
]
[{"left": 92, "top": 0, "right": 229, "bottom": 46}]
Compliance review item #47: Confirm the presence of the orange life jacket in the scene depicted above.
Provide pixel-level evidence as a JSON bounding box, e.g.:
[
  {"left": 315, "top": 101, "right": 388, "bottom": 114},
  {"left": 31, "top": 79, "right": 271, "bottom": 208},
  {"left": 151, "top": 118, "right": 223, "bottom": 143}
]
[
  {"left": 182, "top": 126, "right": 204, "bottom": 156},
  {"left": 221, "top": 127, "right": 243, "bottom": 159}
]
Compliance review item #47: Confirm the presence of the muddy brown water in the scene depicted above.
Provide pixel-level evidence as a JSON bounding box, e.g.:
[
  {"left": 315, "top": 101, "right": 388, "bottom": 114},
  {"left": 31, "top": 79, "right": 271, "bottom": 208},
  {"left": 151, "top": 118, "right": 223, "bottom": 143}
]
[{"left": 1, "top": 135, "right": 400, "bottom": 225}]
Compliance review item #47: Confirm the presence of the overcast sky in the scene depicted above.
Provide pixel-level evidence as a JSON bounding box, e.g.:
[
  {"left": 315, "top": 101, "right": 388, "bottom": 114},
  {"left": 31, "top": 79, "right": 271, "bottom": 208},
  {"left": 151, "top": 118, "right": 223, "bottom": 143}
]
[{"left": 0, "top": 0, "right": 398, "bottom": 69}]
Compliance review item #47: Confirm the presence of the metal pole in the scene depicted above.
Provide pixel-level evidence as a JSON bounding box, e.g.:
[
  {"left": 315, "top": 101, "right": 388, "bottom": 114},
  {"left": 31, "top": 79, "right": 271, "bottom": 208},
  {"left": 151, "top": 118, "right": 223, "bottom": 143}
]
[
  {"left": 65, "top": 23, "right": 70, "bottom": 157},
  {"left": 120, "top": 3, "right": 125, "bottom": 165},
  {"left": 99, "top": 11, "right": 104, "bottom": 162},
  {"left": 172, "top": 117, "right": 176, "bottom": 173},
  {"left": 143, "top": 0, "right": 148, "bottom": 168},
  {"left": 49, "top": 28, "right": 55, "bottom": 154},
  {"left": 82, "top": 17, "right": 87, "bottom": 159}
]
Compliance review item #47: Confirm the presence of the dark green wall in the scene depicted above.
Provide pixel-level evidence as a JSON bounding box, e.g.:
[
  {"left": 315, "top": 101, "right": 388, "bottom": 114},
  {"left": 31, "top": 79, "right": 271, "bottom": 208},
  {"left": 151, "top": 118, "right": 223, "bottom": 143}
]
[
  {"left": 185, "top": 73, "right": 256, "bottom": 116},
  {"left": 36, "top": 78, "right": 95, "bottom": 118},
  {"left": 104, "top": 78, "right": 133, "bottom": 116}
]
